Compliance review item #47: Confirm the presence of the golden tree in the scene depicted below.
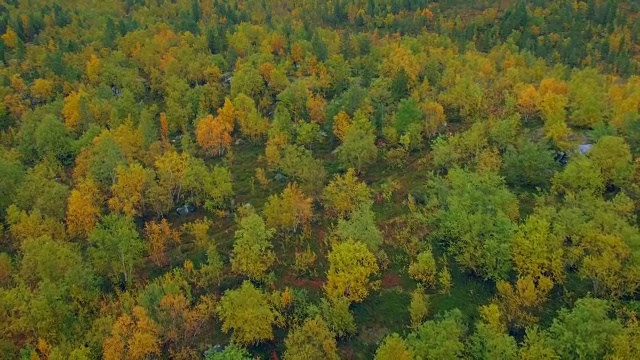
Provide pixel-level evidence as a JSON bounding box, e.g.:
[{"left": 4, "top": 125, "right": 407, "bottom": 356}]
[
  {"left": 325, "top": 239, "right": 379, "bottom": 303},
  {"left": 195, "top": 114, "right": 232, "bottom": 157}
]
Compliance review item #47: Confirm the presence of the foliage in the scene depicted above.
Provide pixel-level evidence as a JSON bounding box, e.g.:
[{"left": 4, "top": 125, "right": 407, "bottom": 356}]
[
  {"left": 284, "top": 316, "right": 339, "bottom": 360},
  {"left": 217, "top": 281, "right": 280, "bottom": 346},
  {"left": 231, "top": 212, "right": 276, "bottom": 281},
  {"left": 428, "top": 168, "right": 518, "bottom": 280},
  {"left": 325, "top": 239, "right": 379, "bottom": 303}
]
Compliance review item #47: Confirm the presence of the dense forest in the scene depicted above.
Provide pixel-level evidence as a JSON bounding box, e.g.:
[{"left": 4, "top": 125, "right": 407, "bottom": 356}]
[{"left": 2, "top": 0, "right": 640, "bottom": 359}]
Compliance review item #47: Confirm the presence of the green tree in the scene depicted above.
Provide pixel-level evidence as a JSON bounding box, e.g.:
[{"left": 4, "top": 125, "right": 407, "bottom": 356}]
[
  {"left": 336, "top": 112, "right": 378, "bottom": 172},
  {"left": 0, "top": 156, "right": 24, "bottom": 217},
  {"left": 406, "top": 309, "right": 466, "bottom": 360},
  {"left": 512, "top": 209, "right": 565, "bottom": 282},
  {"left": 469, "top": 320, "right": 518, "bottom": 360},
  {"left": 323, "top": 168, "right": 372, "bottom": 218},
  {"left": 548, "top": 298, "right": 623, "bottom": 359},
  {"left": 552, "top": 156, "right": 604, "bottom": 196},
  {"left": 333, "top": 203, "right": 382, "bottom": 252},
  {"left": 231, "top": 212, "right": 276, "bottom": 281},
  {"left": 88, "top": 135, "right": 127, "bottom": 188},
  {"left": 231, "top": 64, "right": 265, "bottom": 103},
  {"left": 34, "top": 115, "right": 73, "bottom": 164},
  {"left": 10, "top": 235, "right": 98, "bottom": 343},
  {"left": 14, "top": 165, "right": 69, "bottom": 221},
  {"left": 429, "top": 168, "right": 518, "bottom": 280},
  {"left": 88, "top": 214, "right": 143, "bottom": 285},
  {"left": 502, "top": 139, "right": 557, "bottom": 188},
  {"left": 318, "top": 297, "right": 356, "bottom": 338},
  {"left": 205, "top": 344, "right": 251, "bottom": 360},
  {"left": 395, "top": 98, "right": 423, "bottom": 134},
  {"left": 519, "top": 327, "right": 559, "bottom": 360},
  {"left": 408, "top": 250, "right": 438, "bottom": 287}
]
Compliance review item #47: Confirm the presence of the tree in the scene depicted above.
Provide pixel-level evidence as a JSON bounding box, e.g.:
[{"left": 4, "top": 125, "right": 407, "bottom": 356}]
[
  {"left": 519, "top": 327, "right": 559, "bottom": 360},
  {"left": 217, "top": 281, "right": 279, "bottom": 345},
  {"left": 588, "top": 136, "right": 635, "bottom": 188},
  {"left": 375, "top": 334, "right": 414, "bottom": 360},
  {"left": 307, "top": 93, "right": 327, "bottom": 123},
  {"left": 512, "top": 210, "right": 565, "bottom": 282},
  {"left": 429, "top": 168, "right": 518, "bottom": 280},
  {"left": 336, "top": 112, "right": 378, "bottom": 172},
  {"left": 317, "top": 297, "right": 356, "bottom": 338},
  {"left": 234, "top": 93, "right": 268, "bottom": 141},
  {"left": 0, "top": 156, "right": 23, "bottom": 218},
  {"left": 88, "top": 134, "right": 127, "bottom": 188},
  {"left": 66, "top": 179, "right": 102, "bottom": 238},
  {"left": 406, "top": 309, "right": 466, "bottom": 360},
  {"left": 334, "top": 203, "right": 382, "bottom": 252},
  {"left": 88, "top": 214, "right": 144, "bottom": 285},
  {"left": 30, "top": 79, "right": 55, "bottom": 102},
  {"left": 502, "top": 139, "right": 557, "bottom": 188},
  {"left": 181, "top": 158, "right": 234, "bottom": 212},
  {"left": 325, "top": 239, "right": 379, "bottom": 303},
  {"left": 438, "top": 257, "right": 453, "bottom": 294},
  {"left": 284, "top": 316, "right": 339, "bottom": 360},
  {"left": 395, "top": 98, "right": 423, "bottom": 134},
  {"left": 323, "top": 168, "right": 372, "bottom": 218},
  {"left": 408, "top": 250, "right": 438, "bottom": 287},
  {"left": 62, "top": 91, "right": 87, "bottom": 131},
  {"left": 567, "top": 68, "right": 608, "bottom": 128},
  {"left": 154, "top": 150, "right": 189, "bottom": 203},
  {"left": 469, "top": 318, "right": 518, "bottom": 360},
  {"left": 548, "top": 298, "right": 622, "bottom": 359},
  {"left": 34, "top": 115, "right": 72, "bottom": 164},
  {"left": 10, "top": 235, "right": 97, "bottom": 344},
  {"left": 409, "top": 287, "right": 429, "bottom": 329},
  {"left": 195, "top": 114, "right": 232, "bottom": 157},
  {"left": 263, "top": 183, "right": 313, "bottom": 233},
  {"left": 108, "top": 163, "right": 155, "bottom": 218},
  {"left": 423, "top": 100, "right": 446, "bottom": 138},
  {"left": 516, "top": 84, "right": 540, "bottom": 119},
  {"left": 332, "top": 111, "right": 351, "bottom": 141},
  {"left": 231, "top": 212, "right": 276, "bottom": 281},
  {"left": 103, "top": 306, "right": 161, "bottom": 360},
  {"left": 231, "top": 65, "right": 265, "bottom": 102},
  {"left": 551, "top": 157, "right": 604, "bottom": 196},
  {"left": 182, "top": 217, "right": 213, "bottom": 251},
  {"left": 496, "top": 276, "right": 554, "bottom": 329},
  {"left": 205, "top": 344, "right": 251, "bottom": 360},
  {"left": 14, "top": 164, "right": 69, "bottom": 221},
  {"left": 145, "top": 219, "right": 180, "bottom": 267}
]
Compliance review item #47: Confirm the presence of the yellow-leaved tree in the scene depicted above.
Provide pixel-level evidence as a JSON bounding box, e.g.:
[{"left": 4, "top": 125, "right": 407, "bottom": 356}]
[
  {"left": 323, "top": 168, "right": 372, "bottom": 218},
  {"left": 230, "top": 212, "right": 276, "bottom": 281},
  {"left": 325, "top": 239, "right": 379, "bottom": 303},
  {"left": 217, "top": 281, "right": 281, "bottom": 346},
  {"left": 108, "top": 163, "right": 155, "bottom": 218},
  {"left": 263, "top": 183, "right": 313, "bottom": 233},
  {"left": 284, "top": 316, "right": 339, "bottom": 360},
  {"left": 66, "top": 179, "right": 102, "bottom": 238},
  {"left": 103, "top": 306, "right": 161, "bottom": 360}
]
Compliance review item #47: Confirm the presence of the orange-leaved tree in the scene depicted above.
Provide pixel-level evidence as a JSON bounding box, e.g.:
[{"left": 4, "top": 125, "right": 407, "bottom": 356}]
[{"left": 195, "top": 114, "right": 232, "bottom": 157}]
